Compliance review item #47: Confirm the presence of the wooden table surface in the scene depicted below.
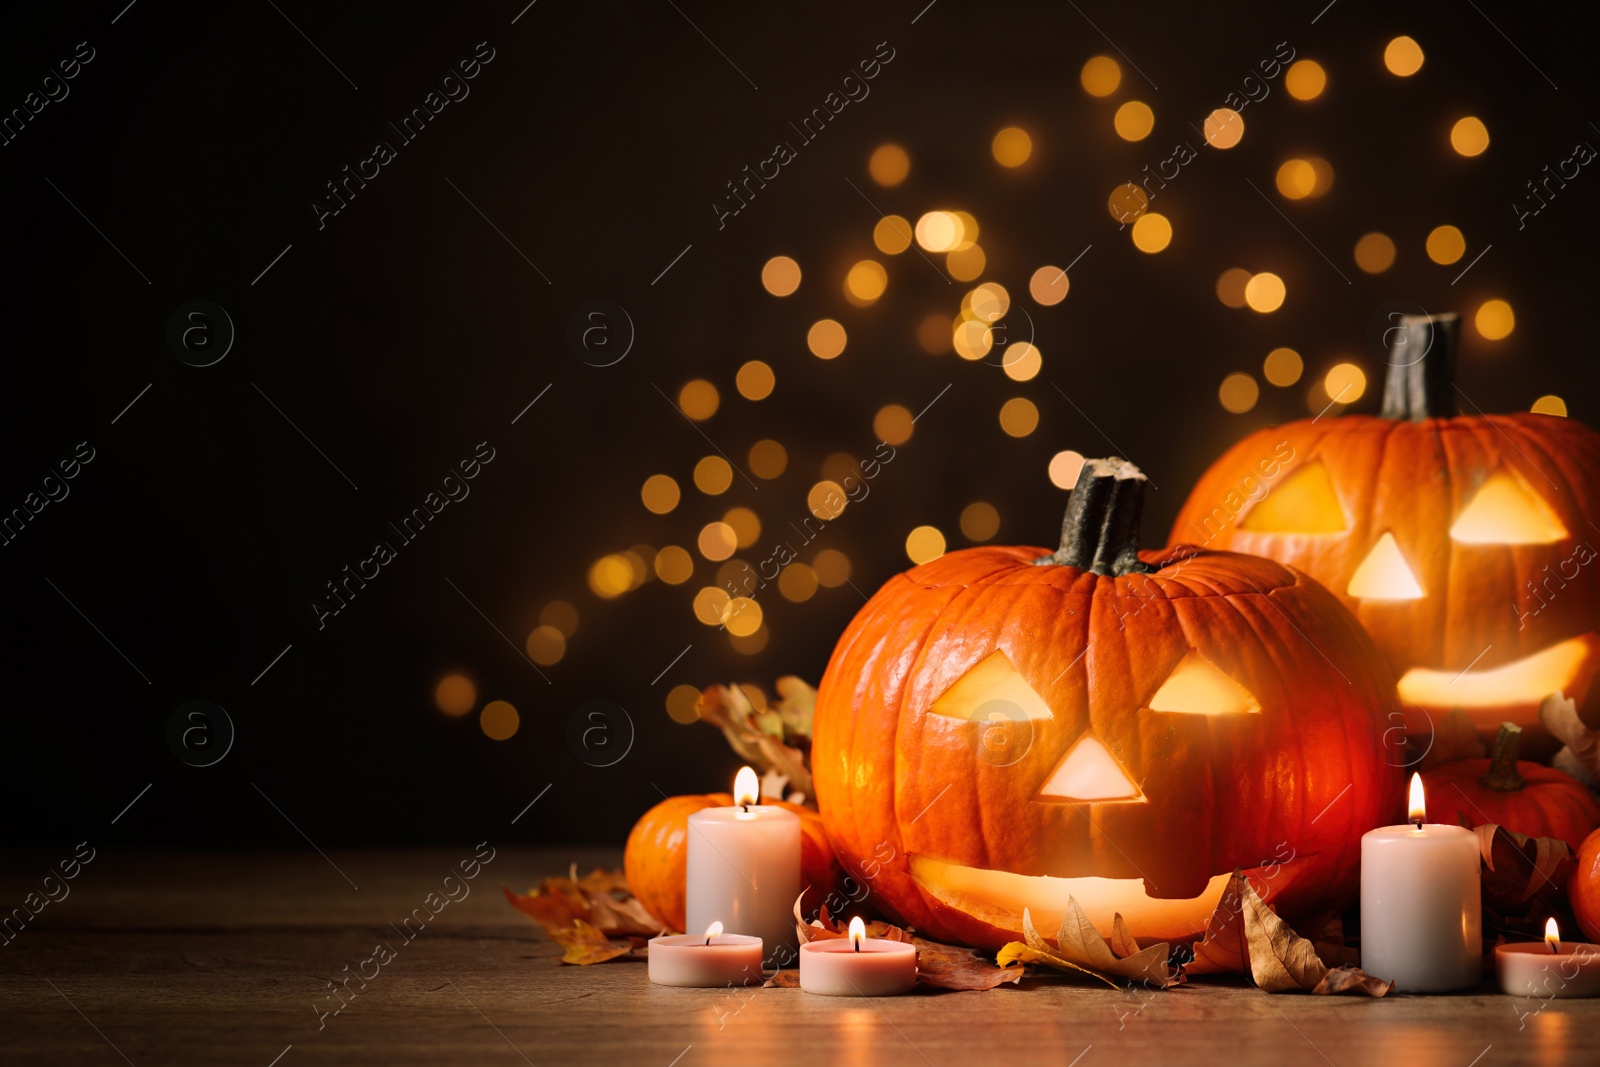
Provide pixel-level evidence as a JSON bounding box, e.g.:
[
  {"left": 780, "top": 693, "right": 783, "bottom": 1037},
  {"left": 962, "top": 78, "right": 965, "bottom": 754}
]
[{"left": 2, "top": 847, "right": 1595, "bottom": 1066}]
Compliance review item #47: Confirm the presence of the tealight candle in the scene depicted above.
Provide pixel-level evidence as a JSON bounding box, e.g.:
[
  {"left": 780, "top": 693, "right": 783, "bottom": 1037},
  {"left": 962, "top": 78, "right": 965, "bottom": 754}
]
[
  {"left": 1496, "top": 918, "right": 1600, "bottom": 998},
  {"left": 686, "top": 767, "right": 801, "bottom": 970},
  {"left": 1360, "top": 773, "right": 1483, "bottom": 992},
  {"left": 799, "top": 917, "right": 917, "bottom": 997},
  {"left": 648, "top": 922, "right": 766, "bottom": 988}
]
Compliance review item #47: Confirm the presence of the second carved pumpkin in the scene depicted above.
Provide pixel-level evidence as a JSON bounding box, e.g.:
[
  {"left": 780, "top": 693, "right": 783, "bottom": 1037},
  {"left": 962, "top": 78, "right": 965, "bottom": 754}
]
[{"left": 1172, "top": 314, "right": 1600, "bottom": 746}]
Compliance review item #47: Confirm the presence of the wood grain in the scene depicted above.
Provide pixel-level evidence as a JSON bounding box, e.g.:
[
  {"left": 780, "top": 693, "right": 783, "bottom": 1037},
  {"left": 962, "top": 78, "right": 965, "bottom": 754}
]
[{"left": 1, "top": 848, "right": 1595, "bottom": 1065}]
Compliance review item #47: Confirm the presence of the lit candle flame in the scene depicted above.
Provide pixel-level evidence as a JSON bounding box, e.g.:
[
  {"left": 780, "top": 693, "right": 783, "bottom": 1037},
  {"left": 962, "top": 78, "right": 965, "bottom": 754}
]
[
  {"left": 849, "top": 916, "right": 866, "bottom": 953},
  {"left": 1408, "top": 773, "right": 1426, "bottom": 827},
  {"left": 704, "top": 921, "right": 723, "bottom": 945},
  {"left": 734, "top": 766, "right": 759, "bottom": 809},
  {"left": 1546, "top": 916, "right": 1560, "bottom": 953}
]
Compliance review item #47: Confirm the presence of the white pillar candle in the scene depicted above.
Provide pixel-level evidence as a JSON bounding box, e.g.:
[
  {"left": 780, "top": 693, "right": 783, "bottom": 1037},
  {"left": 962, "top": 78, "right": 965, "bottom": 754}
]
[
  {"left": 648, "top": 922, "right": 765, "bottom": 988},
  {"left": 686, "top": 767, "right": 800, "bottom": 970},
  {"left": 799, "top": 918, "right": 917, "bottom": 996},
  {"left": 1360, "top": 774, "right": 1482, "bottom": 992}
]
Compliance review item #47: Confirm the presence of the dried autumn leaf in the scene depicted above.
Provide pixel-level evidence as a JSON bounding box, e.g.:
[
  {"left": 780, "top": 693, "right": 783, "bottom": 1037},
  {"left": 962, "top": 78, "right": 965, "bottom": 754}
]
[
  {"left": 911, "top": 936, "right": 1023, "bottom": 991},
  {"left": 996, "top": 905, "right": 1179, "bottom": 989},
  {"left": 1185, "top": 870, "right": 1249, "bottom": 976},
  {"left": 1542, "top": 691, "right": 1600, "bottom": 788},
  {"left": 1239, "top": 877, "right": 1328, "bottom": 992},
  {"left": 764, "top": 970, "right": 801, "bottom": 988},
  {"left": 503, "top": 883, "right": 589, "bottom": 939},
  {"left": 792, "top": 894, "right": 909, "bottom": 944},
  {"left": 551, "top": 919, "right": 634, "bottom": 965},
  {"left": 699, "top": 682, "right": 815, "bottom": 801},
  {"left": 1313, "top": 966, "right": 1393, "bottom": 997},
  {"left": 1110, "top": 914, "right": 1141, "bottom": 960},
  {"left": 505, "top": 866, "right": 661, "bottom": 939},
  {"left": 1473, "top": 823, "right": 1573, "bottom": 907}
]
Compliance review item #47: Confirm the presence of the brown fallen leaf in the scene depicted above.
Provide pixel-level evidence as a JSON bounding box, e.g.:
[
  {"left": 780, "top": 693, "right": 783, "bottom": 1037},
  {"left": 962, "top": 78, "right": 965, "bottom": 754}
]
[
  {"left": 764, "top": 970, "right": 801, "bottom": 987},
  {"left": 551, "top": 919, "right": 635, "bottom": 965},
  {"left": 1313, "top": 966, "right": 1393, "bottom": 997},
  {"left": 996, "top": 904, "right": 1180, "bottom": 989},
  {"left": 1240, "top": 876, "right": 1329, "bottom": 992},
  {"left": 505, "top": 866, "right": 663, "bottom": 940},
  {"left": 792, "top": 893, "right": 910, "bottom": 944},
  {"left": 1110, "top": 914, "right": 1140, "bottom": 960},
  {"left": 1238, "top": 877, "right": 1389, "bottom": 995},
  {"left": 1542, "top": 691, "right": 1600, "bottom": 788},
  {"left": 1184, "top": 872, "right": 1388, "bottom": 995},
  {"left": 699, "top": 680, "right": 816, "bottom": 801},
  {"left": 1473, "top": 823, "right": 1573, "bottom": 908},
  {"left": 1184, "top": 870, "right": 1249, "bottom": 976},
  {"left": 1301, "top": 912, "right": 1361, "bottom": 969},
  {"left": 911, "top": 936, "right": 1022, "bottom": 991}
]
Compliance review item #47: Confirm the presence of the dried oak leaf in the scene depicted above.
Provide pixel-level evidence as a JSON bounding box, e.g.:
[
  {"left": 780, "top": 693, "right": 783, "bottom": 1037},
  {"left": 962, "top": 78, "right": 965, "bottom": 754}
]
[
  {"left": 764, "top": 970, "right": 801, "bottom": 988},
  {"left": 551, "top": 919, "right": 636, "bottom": 965},
  {"left": 1542, "top": 691, "right": 1600, "bottom": 788},
  {"left": 997, "top": 903, "right": 1180, "bottom": 990},
  {"left": 1473, "top": 823, "right": 1573, "bottom": 907},
  {"left": 911, "top": 936, "right": 1023, "bottom": 991}
]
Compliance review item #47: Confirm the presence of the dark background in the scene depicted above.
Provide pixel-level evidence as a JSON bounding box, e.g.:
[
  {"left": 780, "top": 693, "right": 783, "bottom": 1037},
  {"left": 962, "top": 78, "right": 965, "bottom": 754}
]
[{"left": 2, "top": 0, "right": 1595, "bottom": 849}]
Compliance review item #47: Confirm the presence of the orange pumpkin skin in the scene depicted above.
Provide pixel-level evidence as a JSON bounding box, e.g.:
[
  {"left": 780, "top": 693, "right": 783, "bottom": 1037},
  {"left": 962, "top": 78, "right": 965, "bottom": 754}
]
[
  {"left": 1572, "top": 829, "right": 1600, "bottom": 942},
  {"left": 812, "top": 469, "right": 1402, "bottom": 950},
  {"left": 1170, "top": 317, "right": 1600, "bottom": 744},
  {"left": 624, "top": 793, "right": 841, "bottom": 932},
  {"left": 1422, "top": 761, "right": 1600, "bottom": 850}
]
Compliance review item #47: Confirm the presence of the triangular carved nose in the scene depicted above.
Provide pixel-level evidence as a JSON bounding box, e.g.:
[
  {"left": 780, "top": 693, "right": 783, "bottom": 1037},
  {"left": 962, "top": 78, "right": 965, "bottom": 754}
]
[
  {"left": 1346, "top": 532, "right": 1425, "bottom": 600},
  {"left": 1037, "top": 734, "right": 1143, "bottom": 803}
]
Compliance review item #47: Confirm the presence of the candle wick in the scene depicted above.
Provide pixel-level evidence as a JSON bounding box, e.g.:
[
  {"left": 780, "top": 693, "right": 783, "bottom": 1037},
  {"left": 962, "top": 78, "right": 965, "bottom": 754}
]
[
  {"left": 854, "top": 940, "right": 861, "bottom": 953},
  {"left": 741, "top": 802, "right": 750, "bottom": 813},
  {"left": 1411, "top": 815, "right": 1423, "bottom": 830},
  {"left": 1549, "top": 940, "right": 1559, "bottom": 954},
  {"left": 706, "top": 936, "right": 713, "bottom": 945}
]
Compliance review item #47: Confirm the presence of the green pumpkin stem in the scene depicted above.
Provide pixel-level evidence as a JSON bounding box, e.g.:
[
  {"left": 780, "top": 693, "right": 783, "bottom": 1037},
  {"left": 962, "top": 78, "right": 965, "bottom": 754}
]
[
  {"left": 1380, "top": 313, "right": 1460, "bottom": 420},
  {"left": 1480, "top": 721, "right": 1527, "bottom": 792},
  {"left": 1037, "top": 457, "right": 1156, "bottom": 575}
]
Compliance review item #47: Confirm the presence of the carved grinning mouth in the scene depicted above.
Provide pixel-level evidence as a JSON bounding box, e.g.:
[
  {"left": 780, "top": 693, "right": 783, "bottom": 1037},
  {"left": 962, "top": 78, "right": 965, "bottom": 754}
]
[
  {"left": 910, "top": 855, "right": 1246, "bottom": 943},
  {"left": 1396, "top": 633, "right": 1600, "bottom": 724}
]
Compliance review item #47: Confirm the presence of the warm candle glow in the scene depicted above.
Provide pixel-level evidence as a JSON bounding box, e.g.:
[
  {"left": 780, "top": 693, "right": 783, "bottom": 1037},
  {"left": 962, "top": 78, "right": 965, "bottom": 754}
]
[
  {"left": 1408, "top": 773, "right": 1426, "bottom": 826},
  {"left": 733, "top": 766, "right": 759, "bottom": 808},
  {"left": 849, "top": 916, "right": 866, "bottom": 952},
  {"left": 704, "top": 921, "right": 724, "bottom": 944},
  {"left": 1547, "top": 917, "right": 1561, "bottom": 952}
]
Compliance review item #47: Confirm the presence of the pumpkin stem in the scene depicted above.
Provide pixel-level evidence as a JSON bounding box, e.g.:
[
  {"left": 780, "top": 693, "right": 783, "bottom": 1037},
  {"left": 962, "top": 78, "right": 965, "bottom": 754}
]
[
  {"left": 1037, "top": 457, "right": 1156, "bottom": 575},
  {"left": 1480, "top": 721, "right": 1527, "bottom": 792},
  {"left": 1380, "top": 313, "right": 1460, "bottom": 420}
]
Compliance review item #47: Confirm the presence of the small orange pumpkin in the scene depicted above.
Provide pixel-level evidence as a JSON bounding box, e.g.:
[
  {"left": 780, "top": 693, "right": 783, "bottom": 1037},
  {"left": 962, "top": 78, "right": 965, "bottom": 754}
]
[
  {"left": 1422, "top": 722, "right": 1600, "bottom": 849},
  {"left": 624, "top": 792, "right": 841, "bottom": 932},
  {"left": 1571, "top": 828, "right": 1600, "bottom": 941}
]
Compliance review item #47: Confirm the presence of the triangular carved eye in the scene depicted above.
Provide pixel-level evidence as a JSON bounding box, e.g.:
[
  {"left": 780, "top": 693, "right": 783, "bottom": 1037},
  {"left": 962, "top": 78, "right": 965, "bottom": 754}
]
[
  {"left": 930, "top": 650, "right": 1054, "bottom": 722},
  {"left": 1239, "top": 459, "right": 1346, "bottom": 533},
  {"left": 1347, "top": 532, "right": 1425, "bottom": 599},
  {"left": 1450, "top": 470, "right": 1568, "bottom": 545},
  {"left": 1146, "top": 651, "right": 1260, "bottom": 716},
  {"left": 1037, "top": 734, "right": 1143, "bottom": 802}
]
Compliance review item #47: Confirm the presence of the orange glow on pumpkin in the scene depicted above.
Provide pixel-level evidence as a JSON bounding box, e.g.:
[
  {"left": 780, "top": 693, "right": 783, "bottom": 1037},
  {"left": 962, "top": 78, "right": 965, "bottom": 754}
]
[
  {"left": 1036, "top": 735, "right": 1143, "bottom": 803},
  {"left": 1346, "top": 532, "right": 1425, "bottom": 600},
  {"left": 1146, "top": 652, "right": 1261, "bottom": 716},
  {"left": 1449, "top": 472, "right": 1568, "bottom": 544},
  {"left": 1397, "top": 635, "right": 1593, "bottom": 711}
]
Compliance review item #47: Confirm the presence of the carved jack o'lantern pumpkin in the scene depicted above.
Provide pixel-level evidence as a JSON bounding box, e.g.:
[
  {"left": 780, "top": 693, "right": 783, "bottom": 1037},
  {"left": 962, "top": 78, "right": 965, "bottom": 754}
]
[
  {"left": 812, "top": 458, "right": 1401, "bottom": 949},
  {"left": 1172, "top": 314, "right": 1600, "bottom": 748}
]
